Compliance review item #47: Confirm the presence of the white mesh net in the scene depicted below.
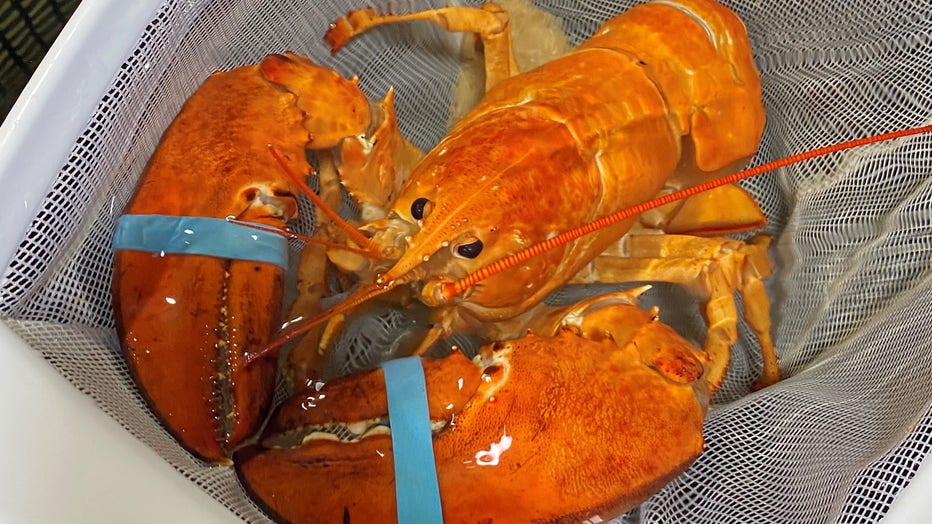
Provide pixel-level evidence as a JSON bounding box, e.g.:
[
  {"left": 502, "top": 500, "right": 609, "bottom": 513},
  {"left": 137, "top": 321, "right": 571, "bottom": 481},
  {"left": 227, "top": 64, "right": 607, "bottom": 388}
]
[{"left": 2, "top": 0, "right": 932, "bottom": 522}]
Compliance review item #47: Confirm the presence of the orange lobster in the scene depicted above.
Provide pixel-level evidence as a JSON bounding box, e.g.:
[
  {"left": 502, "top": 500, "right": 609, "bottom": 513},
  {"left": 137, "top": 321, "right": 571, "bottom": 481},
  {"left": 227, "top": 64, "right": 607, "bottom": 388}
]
[
  {"left": 112, "top": 0, "right": 770, "bottom": 509},
  {"left": 109, "top": 0, "right": 932, "bottom": 521},
  {"left": 257, "top": 0, "right": 777, "bottom": 391}
]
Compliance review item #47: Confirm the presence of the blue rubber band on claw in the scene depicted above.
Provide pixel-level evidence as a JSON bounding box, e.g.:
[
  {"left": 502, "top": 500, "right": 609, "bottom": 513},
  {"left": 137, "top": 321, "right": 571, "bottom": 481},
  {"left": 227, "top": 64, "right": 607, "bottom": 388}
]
[
  {"left": 112, "top": 214, "right": 288, "bottom": 269},
  {"left": 381, "top": 356, "right": 444, "bottom": 523}
]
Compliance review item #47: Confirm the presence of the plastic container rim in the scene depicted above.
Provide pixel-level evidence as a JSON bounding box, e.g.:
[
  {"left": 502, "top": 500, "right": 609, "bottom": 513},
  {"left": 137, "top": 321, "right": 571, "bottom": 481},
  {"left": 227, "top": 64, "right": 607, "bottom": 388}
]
[{"left": 0, "top": 0, "right": 164, "bottom": 274}]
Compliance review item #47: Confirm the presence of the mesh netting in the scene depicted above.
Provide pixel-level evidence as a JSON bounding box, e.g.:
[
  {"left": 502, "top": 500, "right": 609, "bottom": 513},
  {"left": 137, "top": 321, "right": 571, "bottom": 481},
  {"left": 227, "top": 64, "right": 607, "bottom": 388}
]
[{"left": 2, "top": 0, "right": 932, "bottom": 522}]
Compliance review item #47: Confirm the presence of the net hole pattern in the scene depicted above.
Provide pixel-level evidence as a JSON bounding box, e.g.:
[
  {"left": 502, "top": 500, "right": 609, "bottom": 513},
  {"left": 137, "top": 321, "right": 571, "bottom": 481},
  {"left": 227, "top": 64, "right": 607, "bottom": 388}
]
[{"left": 1, "top": 0, "right": 931, "bottom": 522}]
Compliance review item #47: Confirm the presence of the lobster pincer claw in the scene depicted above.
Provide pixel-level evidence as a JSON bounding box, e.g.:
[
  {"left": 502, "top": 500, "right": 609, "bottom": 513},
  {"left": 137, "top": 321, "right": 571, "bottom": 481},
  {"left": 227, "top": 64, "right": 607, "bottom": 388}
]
[
  {"left": 112, "top": 50, "right": 404, "bottom": 463},
  {"left": 113, "top": 53, "right": 360, "bottom": 463},
  {"left": 234, "top": 302, "right": 710, "bottom": 523},
  {"left": 259, "top": 52, "right": 371, "bottom": 149}
]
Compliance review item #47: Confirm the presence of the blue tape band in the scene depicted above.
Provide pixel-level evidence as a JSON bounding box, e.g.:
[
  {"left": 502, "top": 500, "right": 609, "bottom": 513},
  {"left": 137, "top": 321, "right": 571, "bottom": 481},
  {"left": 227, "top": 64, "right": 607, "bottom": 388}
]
[
  {"left": 112, "top": 214, "right": 288, "bottom": 270},
  {"left": 381, "top": 356, "right": 444, "bottom": 523}
]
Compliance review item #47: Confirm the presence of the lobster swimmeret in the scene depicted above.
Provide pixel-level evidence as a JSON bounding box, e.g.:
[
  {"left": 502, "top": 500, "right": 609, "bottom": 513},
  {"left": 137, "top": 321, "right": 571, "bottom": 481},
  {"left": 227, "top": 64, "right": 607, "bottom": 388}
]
[{"left": 111, "top": 0, "right": 892, "bottom": 521}]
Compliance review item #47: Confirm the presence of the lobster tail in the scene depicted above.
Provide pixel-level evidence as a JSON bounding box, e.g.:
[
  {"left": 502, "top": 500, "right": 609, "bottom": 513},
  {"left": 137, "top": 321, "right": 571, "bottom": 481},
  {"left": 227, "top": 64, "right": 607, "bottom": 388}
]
[{"left": 579, "top": 0, "right": 765, "bottom": 170}]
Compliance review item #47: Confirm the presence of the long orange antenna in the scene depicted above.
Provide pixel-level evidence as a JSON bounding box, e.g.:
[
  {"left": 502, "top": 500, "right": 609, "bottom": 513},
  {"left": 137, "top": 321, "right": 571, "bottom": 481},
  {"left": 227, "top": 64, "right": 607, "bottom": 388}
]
[
  {"left": 438, "top": 125, "right": 932, "bottom": 301},
  {"left": 268, "top": 145, "right": 378, "bottom": 253},
  {"left": 248, "top": 125, "right": 932, "bottom": 366}
]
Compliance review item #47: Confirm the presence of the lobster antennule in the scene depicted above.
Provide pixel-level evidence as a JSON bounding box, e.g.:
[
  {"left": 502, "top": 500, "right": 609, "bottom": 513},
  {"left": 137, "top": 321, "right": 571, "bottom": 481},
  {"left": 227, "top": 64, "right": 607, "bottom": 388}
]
[
  {"left": 267, "top": 145, "right": 382, "bottom": 257},
  {"left": 244, "top": 281, "right": 393, "bottom": 366},
  {"left": 225, "top": 218, "right": 376, "bottom": 257},
  {"left": 438, "top": 125, "right": 932, "bottom": 301}
]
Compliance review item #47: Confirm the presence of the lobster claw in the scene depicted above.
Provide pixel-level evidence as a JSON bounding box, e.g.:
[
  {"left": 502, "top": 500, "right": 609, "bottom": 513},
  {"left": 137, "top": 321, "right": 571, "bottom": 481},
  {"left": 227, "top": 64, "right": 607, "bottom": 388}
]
[
  {"left": 114, "top": 253, "right": 284, "bottom": 464},
  {"left": 112, "top": 51, "right": 400, "bottom": 463},
  {"left": 112, "top": 59, "right": 313, "bottom": 463},
  {"left": 259, "top": 52, "right": 371, "bottom": 149},
  {"left": 234, "top": 301, "right": 710, "bottom": 522}
]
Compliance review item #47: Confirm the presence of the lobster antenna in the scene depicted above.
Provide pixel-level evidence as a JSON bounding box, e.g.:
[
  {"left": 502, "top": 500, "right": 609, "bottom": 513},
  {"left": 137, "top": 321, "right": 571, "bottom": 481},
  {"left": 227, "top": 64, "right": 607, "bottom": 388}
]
[
  {"left": 267, "top": 145, "right": 380, "bottom": 255},
  {"left": 247, "top": 124, "right": 932, "bottom": 366},
  {"left": 437, "top": 124, "right": 932, "bottom": 301}
]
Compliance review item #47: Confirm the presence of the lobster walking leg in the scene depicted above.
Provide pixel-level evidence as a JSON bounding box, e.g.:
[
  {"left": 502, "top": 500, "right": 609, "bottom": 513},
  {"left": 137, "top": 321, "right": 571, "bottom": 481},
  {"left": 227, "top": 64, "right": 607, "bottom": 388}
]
[
  {"left": 284, "top": 152, "right": 345, "bottom": 388},
  {"left": 327, "top": 3, "right": 519, "bottom": 91},
  {"left": 572, "top": 233, "right": 777, "bottom": 390}
]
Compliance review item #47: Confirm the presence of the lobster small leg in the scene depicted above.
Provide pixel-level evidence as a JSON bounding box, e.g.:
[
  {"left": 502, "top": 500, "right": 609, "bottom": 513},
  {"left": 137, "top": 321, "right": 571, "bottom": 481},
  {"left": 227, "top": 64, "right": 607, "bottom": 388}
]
[
  {"left": 284, "top": 152, "right": 345, "bottom": 388},
  {"left": 741, "top": 236, "right": 779, "bottom": 390},
  {"left": 335, "top": 89, "right": 425, "bottom": 222},
  {"left": 326, "top": 3, "right": 519, "bottom": 91},
  {"left": 571, "top": 234, "right": 777, "bottom": 391}
]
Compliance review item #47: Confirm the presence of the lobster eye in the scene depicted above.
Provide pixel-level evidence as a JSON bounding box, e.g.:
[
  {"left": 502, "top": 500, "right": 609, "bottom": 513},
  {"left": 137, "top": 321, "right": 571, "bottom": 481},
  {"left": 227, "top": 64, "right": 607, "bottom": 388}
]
[
  {"left": 455, "top": 239, "right": 483, "bottom": 259},
  {"left": 411, "top": 197, "right": 430, "bottom": 220}
]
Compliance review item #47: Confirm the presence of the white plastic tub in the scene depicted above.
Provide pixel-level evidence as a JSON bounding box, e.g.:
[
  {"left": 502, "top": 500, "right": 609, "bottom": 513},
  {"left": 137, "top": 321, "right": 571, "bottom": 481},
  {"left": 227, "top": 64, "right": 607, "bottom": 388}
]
[
  {"left": 1, "top": 0, "right": 931, "bottom": 522},
  {"left": 0, "top": 1, "right": 231, "bottom": 521}
]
